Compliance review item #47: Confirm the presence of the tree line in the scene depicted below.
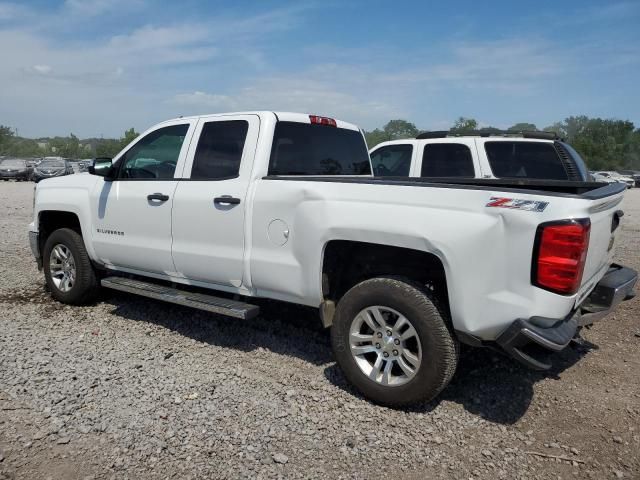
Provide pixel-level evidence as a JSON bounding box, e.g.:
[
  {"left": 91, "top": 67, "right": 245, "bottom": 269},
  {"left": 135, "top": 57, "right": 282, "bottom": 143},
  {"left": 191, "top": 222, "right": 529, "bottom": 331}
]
[
  {"left": 2, "top": 115, "right": 640, "bottom": 171},
  {"left": 0, "top": 126, "right": 139, "bottom": 160},
  {"left": 365, "top": 116, "right": 640, "bottom": 171}
]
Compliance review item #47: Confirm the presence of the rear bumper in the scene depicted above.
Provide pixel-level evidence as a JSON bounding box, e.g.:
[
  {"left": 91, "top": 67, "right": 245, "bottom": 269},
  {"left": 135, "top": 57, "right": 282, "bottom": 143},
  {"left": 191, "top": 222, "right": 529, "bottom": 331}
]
[
  {"left": 577, "top": 264, "right": 637, "bottom": 325},
  {"left": 496, "top": 264, "right": 637, "bottom": 370}
]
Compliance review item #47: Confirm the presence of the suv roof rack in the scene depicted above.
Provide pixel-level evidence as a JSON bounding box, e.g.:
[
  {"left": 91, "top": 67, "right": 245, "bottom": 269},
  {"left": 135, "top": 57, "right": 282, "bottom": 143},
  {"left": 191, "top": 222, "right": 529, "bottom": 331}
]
[{"left": 416, "top": 130, "right": 561, "bottom": 141}]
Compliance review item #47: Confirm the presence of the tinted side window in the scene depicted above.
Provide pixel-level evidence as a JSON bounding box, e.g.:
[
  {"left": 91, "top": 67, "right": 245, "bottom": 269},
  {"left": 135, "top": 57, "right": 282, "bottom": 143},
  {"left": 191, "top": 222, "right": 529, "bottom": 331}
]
[
  {"left": 191, "top": 121, "right": 248, "bottom": 180},
  {"left": 421, "top": 143, "right": 474, "bottom": 177},
  {"left": 268, "top": 122, "right": 371, "bottom": 176},
  {"left": 118, "top": 124, "right": 189, "bottom": 179},
  {"left": 370, "top": 144, "right": 412, "bottom": 176},
  {"left": 485, "top": 141, "right": 569, "bottom": 180}
]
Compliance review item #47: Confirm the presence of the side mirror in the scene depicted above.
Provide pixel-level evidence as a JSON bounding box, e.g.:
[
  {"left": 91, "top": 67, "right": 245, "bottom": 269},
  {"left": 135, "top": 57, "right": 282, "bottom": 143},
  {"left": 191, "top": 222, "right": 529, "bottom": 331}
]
[{"left": 89, "top": 157, "right": 114, "bottom": 180}]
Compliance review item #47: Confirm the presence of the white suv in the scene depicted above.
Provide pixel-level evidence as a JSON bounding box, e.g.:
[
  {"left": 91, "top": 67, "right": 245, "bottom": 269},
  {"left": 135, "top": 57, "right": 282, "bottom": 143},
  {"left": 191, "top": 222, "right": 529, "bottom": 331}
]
[{"left": 369, "top": 131, "right": 592, "bottom": 182}]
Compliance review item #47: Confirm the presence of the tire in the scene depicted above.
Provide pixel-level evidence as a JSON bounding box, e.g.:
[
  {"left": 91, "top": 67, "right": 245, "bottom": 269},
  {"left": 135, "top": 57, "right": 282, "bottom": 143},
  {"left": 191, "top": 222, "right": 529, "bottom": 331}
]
[
  {"left": 331, "top": 276, "right": 458, "bottom": 407},
  {"left": 43, "top": 228, "right": 99, "bottom": 305}
]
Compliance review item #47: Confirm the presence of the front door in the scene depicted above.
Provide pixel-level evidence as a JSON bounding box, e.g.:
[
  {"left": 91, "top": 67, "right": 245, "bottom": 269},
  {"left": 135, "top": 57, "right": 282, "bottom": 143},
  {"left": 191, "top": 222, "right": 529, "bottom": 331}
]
[
  {"left": 91, "top": 121, "right": 195, "bottom": 275},
  {"left": 171, "top": 114, "right": 259, "bottom": 287}
]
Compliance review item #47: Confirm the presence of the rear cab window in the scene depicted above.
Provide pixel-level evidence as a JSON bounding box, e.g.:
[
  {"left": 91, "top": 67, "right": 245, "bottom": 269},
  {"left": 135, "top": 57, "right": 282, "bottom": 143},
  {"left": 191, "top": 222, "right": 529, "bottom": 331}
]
[
  {"left": 268, "top": 122, "right": 371, "bottom": 176},
  {"left": 484, "top": 141, "right": 569, "bottom": 180}
]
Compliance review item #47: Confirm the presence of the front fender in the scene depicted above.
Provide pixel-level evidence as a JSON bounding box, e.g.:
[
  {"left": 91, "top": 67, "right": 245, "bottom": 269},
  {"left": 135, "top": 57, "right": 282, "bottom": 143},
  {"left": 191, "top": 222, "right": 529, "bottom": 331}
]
[{"left": 34, "top": 174, "right": 101, "bottom": 262}]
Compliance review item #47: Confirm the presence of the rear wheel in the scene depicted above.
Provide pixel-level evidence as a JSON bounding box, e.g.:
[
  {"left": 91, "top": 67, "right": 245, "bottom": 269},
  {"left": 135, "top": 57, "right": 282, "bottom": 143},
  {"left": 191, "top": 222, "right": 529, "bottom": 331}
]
[
  {"left": 331, "top": 277, "right": 458, "bottom": 406},
  {"left": 43, "top": 228, "right": 100, "bottom": 304}
]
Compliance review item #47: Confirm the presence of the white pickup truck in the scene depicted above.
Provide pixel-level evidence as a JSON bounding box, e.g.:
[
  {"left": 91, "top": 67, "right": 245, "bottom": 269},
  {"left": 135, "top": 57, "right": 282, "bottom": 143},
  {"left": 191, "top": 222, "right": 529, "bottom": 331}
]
[{"left": 29, "top": 111, "right": 637, "bottom": 406}]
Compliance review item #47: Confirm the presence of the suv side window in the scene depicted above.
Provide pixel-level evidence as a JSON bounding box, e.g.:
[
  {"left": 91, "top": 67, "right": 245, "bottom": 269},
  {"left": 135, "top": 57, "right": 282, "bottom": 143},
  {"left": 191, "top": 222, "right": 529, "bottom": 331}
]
[
  {"left": 118, "top": 124, "right": 189, "bottom": 180},
  {"left": 370, "top": 144, "right": 412, "bottom": 176},
  {"left": 421, "top": 143, "right": 474, "bottom": 177},
  {"left": 485, "top": 141, "right": 570, "bottom": 180},
  {"left": 190, "top": 120, "right": 249, "bottom": 180}
]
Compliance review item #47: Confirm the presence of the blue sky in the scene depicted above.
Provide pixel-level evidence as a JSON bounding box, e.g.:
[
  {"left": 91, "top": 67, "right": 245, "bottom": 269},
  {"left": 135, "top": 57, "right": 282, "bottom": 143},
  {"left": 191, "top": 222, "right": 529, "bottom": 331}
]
[{"left": 1, "top": 0, "right": 639, "bottom": 138}]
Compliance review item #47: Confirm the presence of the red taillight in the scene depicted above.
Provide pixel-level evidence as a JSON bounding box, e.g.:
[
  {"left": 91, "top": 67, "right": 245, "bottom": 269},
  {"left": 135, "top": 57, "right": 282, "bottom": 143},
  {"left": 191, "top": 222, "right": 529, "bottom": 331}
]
[
  {"left": 532, "top": 220, "right": 590, "bottom": 295},
  {"left": 309, "top": 115, "right": 337, "bottom": 127}
]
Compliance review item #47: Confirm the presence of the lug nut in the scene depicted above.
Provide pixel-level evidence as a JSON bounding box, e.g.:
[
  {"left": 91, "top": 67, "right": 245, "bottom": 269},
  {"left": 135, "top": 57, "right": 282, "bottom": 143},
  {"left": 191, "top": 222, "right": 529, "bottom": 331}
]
[
  {"left": 392, "top": 349, "right": 398, "bottom": 356},
  {"left": 377, "top": 332, "right": 383, "bottom": 338},
  {"left": 394, "top": 339, "right": 400, "bottom": 345},
  {"left": 375, "top": 343, "right": 381, "bottom": 349},
  {"left": 386, "top": 330, "right": 392, "bottom": 336},
  {"left": 383, "top": 352, "right": 389, "bottom": 358}
]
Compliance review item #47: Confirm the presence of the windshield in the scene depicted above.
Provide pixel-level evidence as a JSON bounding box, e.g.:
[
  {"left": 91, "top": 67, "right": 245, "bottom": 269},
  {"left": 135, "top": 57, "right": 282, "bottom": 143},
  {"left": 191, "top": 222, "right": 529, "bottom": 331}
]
[
  {"left": 39, "top": 160, "right": 65, "bottom": 168},
  {"left": 268, "top": 122, "right": 371, "bottom": 175},
  {"left": 0, "top": 159, "right": 25, "bottom": 167}
]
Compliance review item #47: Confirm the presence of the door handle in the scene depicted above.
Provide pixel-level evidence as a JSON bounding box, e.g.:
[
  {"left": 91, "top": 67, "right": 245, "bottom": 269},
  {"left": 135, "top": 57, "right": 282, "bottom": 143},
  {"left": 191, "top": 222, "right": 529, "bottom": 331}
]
[
  {"left": 147, "top": 193, "right": 169, "bottom": 202},
  {"left": 214, "top": 196, "right": 241, "bottom": 205}
]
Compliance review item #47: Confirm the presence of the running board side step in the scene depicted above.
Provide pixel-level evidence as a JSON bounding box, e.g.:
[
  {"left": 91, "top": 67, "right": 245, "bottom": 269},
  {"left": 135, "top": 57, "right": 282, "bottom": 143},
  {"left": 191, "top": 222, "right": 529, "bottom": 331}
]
[{"left": 101, "top": 276, "right": 260, "bottom": 320}]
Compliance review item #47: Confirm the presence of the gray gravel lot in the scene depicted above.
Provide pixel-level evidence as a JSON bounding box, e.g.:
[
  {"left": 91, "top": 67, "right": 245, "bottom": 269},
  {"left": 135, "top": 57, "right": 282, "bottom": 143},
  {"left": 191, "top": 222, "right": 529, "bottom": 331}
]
[{"left": 1, "top": 181, "right": 639, "bottom": 479}]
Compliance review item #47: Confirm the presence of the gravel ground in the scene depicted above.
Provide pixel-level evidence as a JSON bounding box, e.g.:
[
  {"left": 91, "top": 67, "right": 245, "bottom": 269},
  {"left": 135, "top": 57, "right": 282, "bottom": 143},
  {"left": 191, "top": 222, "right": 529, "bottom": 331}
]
[{"left": 1, "top": 181, "right": 639, "bottom": 480}]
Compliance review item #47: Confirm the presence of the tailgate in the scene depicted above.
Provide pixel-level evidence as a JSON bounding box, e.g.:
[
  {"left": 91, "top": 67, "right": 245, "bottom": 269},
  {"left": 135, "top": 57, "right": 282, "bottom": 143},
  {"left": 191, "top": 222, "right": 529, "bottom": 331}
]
[{"left": 575, "top": 192, "right": 626, "bottom": 304}]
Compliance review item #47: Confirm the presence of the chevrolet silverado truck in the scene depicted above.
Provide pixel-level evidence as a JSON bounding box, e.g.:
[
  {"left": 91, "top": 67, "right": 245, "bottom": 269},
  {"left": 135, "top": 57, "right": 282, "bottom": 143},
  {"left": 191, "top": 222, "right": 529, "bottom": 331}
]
[
  {"left": 29, "top": 112, "right": 637, "bottom": 406},
  {"left": 369, "top": 130, "right": 592, "bottom": 182}
]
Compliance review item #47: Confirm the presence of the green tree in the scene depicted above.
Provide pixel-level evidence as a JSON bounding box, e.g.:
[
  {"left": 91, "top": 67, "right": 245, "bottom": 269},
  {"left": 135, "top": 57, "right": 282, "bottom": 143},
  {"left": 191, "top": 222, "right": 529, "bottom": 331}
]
[
  {"left": 95, "top": 139, "right": 121, "bottom": 158},
  {"left": 546, "top": 116, "right": 636, "bottom": 170},
  {"left": 120, "top": 127, "right": 139, "bottom": 150},
  {"left": 364, "top": 120, "right": 420, "bottom": 148},
  {"left": 508, "top": 123, "right": 538, "bottom": 132},
  {"left": 383, "top": 120, "right": 419, "bottom": 140},
  {"left": 450, "top": 117, "right": 478, "bottom": 133},
  {"left": 0, "top": 125, "right": 15, "bottom": 155},
  {"left": 477, "top": 126, "right": 502, "bottom": 134}
]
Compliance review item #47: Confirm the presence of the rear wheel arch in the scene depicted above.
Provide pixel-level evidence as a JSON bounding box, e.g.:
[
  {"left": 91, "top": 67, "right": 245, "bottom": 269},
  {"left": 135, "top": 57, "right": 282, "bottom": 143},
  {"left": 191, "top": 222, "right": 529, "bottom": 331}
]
[{"left": 320, "top": 240, "right": 451, "bottom": 327}]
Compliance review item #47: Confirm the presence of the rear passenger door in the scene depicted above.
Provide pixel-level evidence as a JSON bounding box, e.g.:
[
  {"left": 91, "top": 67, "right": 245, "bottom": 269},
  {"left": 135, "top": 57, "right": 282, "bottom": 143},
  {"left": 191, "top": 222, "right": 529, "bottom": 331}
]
[
  {"left": 171, "top": 114, "right": 260, "bottom": 288},
  {"left": 417, "top": 140, "right": 480, "bottom": 178}
]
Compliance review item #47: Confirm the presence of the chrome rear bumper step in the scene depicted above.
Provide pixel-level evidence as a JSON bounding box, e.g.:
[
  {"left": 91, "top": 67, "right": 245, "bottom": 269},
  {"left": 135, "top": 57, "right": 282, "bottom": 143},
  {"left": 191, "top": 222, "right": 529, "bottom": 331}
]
[{"left": 101, "top": 276, "right": 260, "bottom": 320}]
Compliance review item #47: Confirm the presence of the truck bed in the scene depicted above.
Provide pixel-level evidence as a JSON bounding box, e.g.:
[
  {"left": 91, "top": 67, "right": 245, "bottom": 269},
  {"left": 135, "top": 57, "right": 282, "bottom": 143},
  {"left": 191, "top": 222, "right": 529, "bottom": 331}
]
[{"left": 264, "top": 176, "right": 626, "bottom": 198}]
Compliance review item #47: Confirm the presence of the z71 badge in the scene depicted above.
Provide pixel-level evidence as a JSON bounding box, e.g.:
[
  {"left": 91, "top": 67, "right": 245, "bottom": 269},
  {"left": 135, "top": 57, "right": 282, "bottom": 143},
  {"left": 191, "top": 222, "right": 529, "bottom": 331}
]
[{"left": 486, "top": 197, "right": 549, "bottom": 212}]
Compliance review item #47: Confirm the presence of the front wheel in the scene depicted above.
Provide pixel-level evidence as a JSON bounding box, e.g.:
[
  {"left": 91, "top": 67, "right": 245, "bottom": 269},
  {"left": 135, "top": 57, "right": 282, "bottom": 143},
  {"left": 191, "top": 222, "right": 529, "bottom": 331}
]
[
  {"left": 331, "top": 277, "right": 458, "bottom": 407},
  {"left": 43, "top": 228, "right": 100, "bottom": 304}
]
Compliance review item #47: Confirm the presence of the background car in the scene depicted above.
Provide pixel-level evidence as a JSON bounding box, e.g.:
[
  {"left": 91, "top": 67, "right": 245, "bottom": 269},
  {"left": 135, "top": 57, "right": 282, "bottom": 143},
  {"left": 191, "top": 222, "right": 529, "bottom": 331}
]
[
  {"left": 617, "top": 169, "right": 640, "bottom": 187},
  {"left": 592, "top": 171, "right": 635, "bottom": 188},
  {"left": 0, "top": 158, "right": 33, "bottom": 181},
  {"left": 33, "top": 157, "right": 74, "bottom": 183},
  {"left": 77, "top": 159, "right": 92, "bottom": 172}
]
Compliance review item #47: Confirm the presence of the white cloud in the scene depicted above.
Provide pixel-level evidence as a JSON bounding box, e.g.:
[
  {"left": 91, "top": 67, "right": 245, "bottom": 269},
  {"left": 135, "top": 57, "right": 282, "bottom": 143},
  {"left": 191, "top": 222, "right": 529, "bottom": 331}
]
[
  {"left": 63, "top": 0, "right": 139, "bottom": 16},
  {"left": 0, "top": 4, "right": 316, "bottom": 137},
  {"left": 1, "top": 2, "right": 637, "bottom": 138},
  {"left": 173, "top": 91, "right": 236, "bottom": 109},
  {"left": 31, "top": 64, "right": 52, "bottom": 74},
  {"left": 171, "top": 72, "right": 405, "bottom": 129}
]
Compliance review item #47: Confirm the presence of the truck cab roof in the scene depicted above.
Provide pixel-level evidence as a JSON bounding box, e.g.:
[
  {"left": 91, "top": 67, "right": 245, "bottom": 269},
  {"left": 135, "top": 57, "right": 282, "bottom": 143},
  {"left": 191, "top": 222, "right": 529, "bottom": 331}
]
[{"left": 164, "top": 111, "right": 362, "bottom": 132}]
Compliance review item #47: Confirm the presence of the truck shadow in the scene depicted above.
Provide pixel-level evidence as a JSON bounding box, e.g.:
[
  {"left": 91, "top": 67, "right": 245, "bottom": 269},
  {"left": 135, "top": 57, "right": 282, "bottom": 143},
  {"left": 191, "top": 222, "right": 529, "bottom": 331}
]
[
  {"left": 325, "top": 344, "right": 592, "bottom": 424},
  {"left": 104, "top": 291, "right": 592, "bottom": 425},
  {"left": 104, "top": 292, "right": 333, "bottom": 366}
]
